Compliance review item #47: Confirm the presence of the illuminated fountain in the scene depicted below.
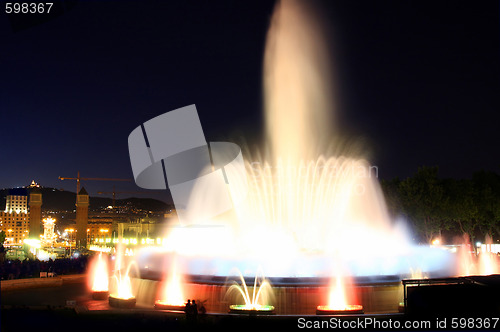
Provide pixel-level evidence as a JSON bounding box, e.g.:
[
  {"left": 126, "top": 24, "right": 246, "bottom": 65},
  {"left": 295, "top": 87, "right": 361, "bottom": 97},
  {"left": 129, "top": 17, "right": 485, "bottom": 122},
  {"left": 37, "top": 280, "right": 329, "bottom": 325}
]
[
  {"left": 478, "top": 252, "right": 499, "bottom": 275},
  {"left": 145, "top": 0, "right": 453, "bottom": 280},
  {"left": 154, "top": 255, "right": 186, "bottom": 311},
  {"left": 457, "top": 235, "right": 500, "bottom": 276},
  {"left": 317, "top": 275, "right": 363, "bottom": 315},
  {"left": 225, "top": 269, "right": 275, "bottom": 314},
  {"left": 91, "top": 252, "right": 109, "bottom": 300},
  {"left": 316, "top": 262, "right": 363, "bottom": 315},
  {"left": 132, "top": 0, "right": 466, "bottom": 315},
  {"left": 40, "top": 217, "right": 58, "bottom": 247},
  {"left": 109, "top": 245, "right": 138, "bottom": 308},
  {"left": 152, "top": 0, "right": 450, "bottom": 279}
]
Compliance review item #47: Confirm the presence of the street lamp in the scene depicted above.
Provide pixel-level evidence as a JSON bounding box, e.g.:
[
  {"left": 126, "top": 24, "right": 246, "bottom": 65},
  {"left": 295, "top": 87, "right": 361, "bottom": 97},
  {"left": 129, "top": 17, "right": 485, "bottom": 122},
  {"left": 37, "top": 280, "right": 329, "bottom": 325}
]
[
  {"left": 64, "top": 228, "right": 75, "bottom": 256},
  {"left": 99, "top": 229, "right": 109, "bottom": 244}
]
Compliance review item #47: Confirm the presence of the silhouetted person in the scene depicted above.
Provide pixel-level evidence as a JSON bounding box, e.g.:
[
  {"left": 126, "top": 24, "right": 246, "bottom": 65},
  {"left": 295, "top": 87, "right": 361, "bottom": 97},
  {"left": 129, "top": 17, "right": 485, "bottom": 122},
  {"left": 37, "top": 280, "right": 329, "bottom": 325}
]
[
  {"left": 192, "top": 300, "right": 198, "bottom": 319},
  {"left": 184, "top": 299, "right": 191, "bottom": 315}
]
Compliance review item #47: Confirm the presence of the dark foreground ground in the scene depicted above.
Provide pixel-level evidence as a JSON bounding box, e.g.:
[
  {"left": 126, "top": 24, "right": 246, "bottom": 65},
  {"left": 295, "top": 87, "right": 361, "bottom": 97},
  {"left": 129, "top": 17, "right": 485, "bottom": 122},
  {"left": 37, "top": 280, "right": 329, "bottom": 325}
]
[
  {"left": 0, "top": 307, "right": 437, "bottom": 332},
  {"left": 2, "top": 279, "right": 500, "bottom": 332}
]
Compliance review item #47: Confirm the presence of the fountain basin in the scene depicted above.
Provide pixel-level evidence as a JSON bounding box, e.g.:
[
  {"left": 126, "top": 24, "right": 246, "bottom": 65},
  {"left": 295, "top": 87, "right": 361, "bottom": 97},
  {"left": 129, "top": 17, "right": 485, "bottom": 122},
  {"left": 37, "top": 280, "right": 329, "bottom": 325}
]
[
  {"left": 129, "top": 276, "right": 402, "bottom": 314},
  {"left": 109, "top": 294, "right": 136, "bottom": 308},
  {"left": 92, "top": 291, "right": 109, "bottom": 300},
  {"left": 154, "top": 300, "right": 185, "bottom": 311},
  {"left": 316, "top": 304, "right": 364, "bottom": 315},
  {"left": 229, "top": 304, "right": 275, "bottom": 315}
]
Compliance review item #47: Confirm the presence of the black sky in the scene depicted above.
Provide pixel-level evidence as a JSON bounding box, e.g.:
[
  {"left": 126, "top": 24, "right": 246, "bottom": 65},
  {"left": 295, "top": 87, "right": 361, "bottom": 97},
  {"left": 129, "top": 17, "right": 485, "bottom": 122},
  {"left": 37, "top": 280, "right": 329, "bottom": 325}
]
[{"left": 0, "top": 0, "right": 498, "bottom": 202}]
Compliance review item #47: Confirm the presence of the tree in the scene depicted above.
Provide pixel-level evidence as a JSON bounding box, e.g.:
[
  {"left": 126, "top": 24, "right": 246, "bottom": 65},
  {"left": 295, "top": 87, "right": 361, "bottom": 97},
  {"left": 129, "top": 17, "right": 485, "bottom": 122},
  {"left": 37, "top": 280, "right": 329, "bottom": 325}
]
[
  {"left": 0, "top": 230, "right": 6, "bottom": 261},
  {"left": 472, "top": 171, "right": 500, "bottom": 239},
  {"left": 443, "top": 179, "right": 479, "bottom": 248},
  {"left": 381, "top": 167, "right": 500, "bottom": 244},
  {"left": 398, "top": 166, "right": 448, "bottom": 243}
]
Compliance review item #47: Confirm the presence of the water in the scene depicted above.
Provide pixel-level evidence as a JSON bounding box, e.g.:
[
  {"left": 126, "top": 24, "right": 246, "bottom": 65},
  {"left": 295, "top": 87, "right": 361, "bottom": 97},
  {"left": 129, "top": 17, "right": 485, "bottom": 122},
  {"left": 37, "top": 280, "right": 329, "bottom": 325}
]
[
  {"left": 141, "top": 0, "right": 455, "bottom": 280},
  {"left": 263, "top": 0, "right": 335, "bottom": 163},
  {"left": 157, "top": 254, "right": 185, "bottom": 306},
  {"left": 90, "top": 252, "right": 109, "bottom": 292},
  {"left": 224, "top": 268, "right": 274, "bottom": 310},
  {"left": 110, "top": 245, "right": 139, "bottom": 300}
]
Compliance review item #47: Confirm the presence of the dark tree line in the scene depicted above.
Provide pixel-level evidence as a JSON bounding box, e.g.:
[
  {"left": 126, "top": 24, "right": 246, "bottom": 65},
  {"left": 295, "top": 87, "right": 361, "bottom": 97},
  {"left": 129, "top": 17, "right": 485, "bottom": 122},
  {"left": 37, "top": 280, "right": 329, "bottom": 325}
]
[{"left": 381, "top": 167, "right": 500, "bottom": 245}]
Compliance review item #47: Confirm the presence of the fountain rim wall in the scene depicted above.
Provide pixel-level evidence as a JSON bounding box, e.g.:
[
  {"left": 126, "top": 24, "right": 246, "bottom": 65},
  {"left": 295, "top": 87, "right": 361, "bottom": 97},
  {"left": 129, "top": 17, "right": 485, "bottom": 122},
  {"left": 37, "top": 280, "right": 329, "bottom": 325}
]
[{"left": 139, "top": 270, "right": 407, "bottom": 287}]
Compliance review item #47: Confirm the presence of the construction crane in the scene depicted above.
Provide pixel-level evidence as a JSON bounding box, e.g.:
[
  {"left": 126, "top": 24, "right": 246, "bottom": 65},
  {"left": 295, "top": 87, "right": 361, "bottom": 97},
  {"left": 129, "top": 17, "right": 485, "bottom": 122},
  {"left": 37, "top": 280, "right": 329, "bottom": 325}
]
[
  {"left": 97, "top": 186, "right": 144, "bottom": 207},
  {"left": 59, "top": 171, "right": 132, "bottom": 194}
]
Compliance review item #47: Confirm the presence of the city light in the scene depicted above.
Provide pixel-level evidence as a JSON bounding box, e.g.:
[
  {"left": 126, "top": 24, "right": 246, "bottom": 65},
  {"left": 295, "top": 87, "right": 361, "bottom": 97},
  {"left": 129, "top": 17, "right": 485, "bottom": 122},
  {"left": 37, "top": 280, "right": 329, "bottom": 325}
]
[
  {"left": 24, "top": 238, "right": 41, "bottom": 249},
  {"left": 41, "top": 217, "right": 58, "bottom": 247},
  {"left": 89, "top": 244, "right": 112, "bottom": 253}
]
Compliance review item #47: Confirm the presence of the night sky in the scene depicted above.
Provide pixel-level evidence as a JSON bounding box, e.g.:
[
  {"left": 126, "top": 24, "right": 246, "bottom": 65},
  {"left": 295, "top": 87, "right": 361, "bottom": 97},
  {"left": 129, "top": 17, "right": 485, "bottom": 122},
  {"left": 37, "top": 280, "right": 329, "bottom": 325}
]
[{"left": 1, "top": 0, "right": 498, "bottom": 203}]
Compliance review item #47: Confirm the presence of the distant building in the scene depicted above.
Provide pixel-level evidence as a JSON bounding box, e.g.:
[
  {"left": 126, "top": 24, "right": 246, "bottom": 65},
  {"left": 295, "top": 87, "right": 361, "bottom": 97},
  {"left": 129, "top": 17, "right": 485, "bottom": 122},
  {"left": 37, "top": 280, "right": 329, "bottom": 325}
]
[
  {"left": 87, "top": 217, "right": 114, "bottom": 245},
  {"left": 29, "top": 180, "right": 40, "bottom": 188},
  {"left": 0, "top": 212, "right": 28, "bottom": 246},
  {"left": 28, "top": 187, "right": 42, "bottom": 239},
  {"left": 0, "top": 189, "right": 30, "bottom": 246},
  {"left": 75, "top": 187, "right": 89, "bottom": 248},
  {"left": 118, "top": 215, "right": 157, "bottom": 238},
  {"left": 4, "top": 188, "right": 28, "bottom": 214}
]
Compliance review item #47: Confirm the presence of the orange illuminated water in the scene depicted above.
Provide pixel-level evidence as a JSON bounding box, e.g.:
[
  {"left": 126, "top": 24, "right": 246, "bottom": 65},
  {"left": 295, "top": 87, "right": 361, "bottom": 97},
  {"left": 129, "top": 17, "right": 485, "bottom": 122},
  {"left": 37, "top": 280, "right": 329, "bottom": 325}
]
[
  {"left": 90, "top": 252, "right": 109, "bottom": 292},
  {"left": 458, "top": 235, "right": 499, "bottom": 276},
  {"left": 328, "top": 276, "right": 349, "bottom": 310},
  {"left": 110, "top": 245, "right": 137, "bottom": 300},
  {"left": 157, "top": 255, "right": 185, "bottom": 306},
  {"left": 318, "top": 264, "right": 361, "bottom": 312}
]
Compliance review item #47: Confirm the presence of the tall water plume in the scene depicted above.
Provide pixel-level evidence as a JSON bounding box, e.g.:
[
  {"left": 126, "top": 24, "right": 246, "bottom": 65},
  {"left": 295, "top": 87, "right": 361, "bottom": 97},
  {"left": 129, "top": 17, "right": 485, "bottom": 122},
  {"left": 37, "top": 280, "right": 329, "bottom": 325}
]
[
  {"left": 153, "top": 0, "right": 454, "bottom": 278},
  {"left": 263, "top": 0, "right": 335, "bottom": 162}
]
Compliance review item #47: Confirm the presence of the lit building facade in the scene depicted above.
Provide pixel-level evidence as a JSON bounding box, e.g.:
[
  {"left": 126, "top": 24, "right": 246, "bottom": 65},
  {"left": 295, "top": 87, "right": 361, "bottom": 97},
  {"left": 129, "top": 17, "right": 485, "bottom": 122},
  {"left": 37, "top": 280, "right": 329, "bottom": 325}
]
[
  {"left": 0, "top": 212, "right": 29, "bottom": 246},
  {"left": 4, "top": 188, "right": 28, "bottom": 214},
  {"left": 0, "top": 189, "right": 30, "bottom": 246},
  {"left": 87, "top": 217, "right": 114, "bottom": 245},
  {"left": 0, "top": 187, "right": 43, "bottom": 246}
]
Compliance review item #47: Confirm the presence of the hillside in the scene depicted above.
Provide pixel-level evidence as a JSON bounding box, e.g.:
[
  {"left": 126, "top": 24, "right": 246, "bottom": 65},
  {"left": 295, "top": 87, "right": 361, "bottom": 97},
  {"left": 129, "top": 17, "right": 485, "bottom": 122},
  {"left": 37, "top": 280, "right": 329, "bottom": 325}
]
[{"left": 0, "top": 187, "right": 169, "bottom": 212}]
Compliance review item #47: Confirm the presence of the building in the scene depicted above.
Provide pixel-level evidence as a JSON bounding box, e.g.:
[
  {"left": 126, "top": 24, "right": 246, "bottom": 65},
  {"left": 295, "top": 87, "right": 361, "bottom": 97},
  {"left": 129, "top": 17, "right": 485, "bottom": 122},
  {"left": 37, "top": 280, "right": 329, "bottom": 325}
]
[
  {"left": 0, "top": 189, "right": 30, "bottom": 246},
  {"left": 118, "top": 215, "right": 157, "bottom": 238},
  {"left": 28, "top": 187, "right": 42, "bottom": 239},
  {"left": 4, "top": 188, "right": 28, "bottom": 214},
  {"left": 75, "top": 187, "right": 89, "bottom": 248},
  {"left": 87, "top": 217, "right": 114, "bottom": 245},
  {"left": 0, "top": 212, "right": 29, "bottom": 246}
]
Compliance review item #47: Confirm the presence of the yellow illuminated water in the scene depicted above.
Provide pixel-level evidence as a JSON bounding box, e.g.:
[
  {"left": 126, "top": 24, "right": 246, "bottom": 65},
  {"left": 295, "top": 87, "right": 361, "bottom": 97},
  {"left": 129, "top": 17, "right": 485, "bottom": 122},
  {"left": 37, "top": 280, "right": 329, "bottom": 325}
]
[{"left": 225, "top": 268, "right": 274, "bottom": 310}]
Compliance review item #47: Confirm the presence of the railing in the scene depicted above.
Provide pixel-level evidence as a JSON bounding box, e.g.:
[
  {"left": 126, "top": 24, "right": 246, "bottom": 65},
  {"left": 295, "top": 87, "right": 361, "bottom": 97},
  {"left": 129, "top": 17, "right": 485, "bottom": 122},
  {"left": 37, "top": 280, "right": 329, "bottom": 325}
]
[{"left": 401, "top": 276, "right": 477, "bottom": 314}]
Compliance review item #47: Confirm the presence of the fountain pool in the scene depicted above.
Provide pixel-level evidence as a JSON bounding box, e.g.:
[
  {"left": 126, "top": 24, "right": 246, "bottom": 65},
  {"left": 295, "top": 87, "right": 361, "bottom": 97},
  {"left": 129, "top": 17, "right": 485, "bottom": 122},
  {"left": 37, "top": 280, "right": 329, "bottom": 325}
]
[{"left": 112, "top": 0, "right": 497, "bottom": 315}]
